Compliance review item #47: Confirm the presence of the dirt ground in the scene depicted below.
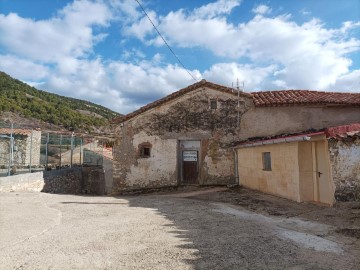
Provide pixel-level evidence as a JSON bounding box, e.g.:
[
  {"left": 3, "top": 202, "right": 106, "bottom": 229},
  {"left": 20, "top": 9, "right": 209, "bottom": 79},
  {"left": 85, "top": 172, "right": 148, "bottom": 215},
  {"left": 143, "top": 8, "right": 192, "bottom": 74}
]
[{"left": 0, "top": 187, "right": 359, "bottom": 269}]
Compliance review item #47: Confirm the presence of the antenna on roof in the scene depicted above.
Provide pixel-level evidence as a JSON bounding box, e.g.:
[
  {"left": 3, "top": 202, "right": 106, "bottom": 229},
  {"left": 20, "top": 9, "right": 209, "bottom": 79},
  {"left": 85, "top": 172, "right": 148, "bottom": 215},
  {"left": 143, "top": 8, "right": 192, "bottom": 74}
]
[{"left": 233, "top": 79, "right": 245, "bottom": 127}]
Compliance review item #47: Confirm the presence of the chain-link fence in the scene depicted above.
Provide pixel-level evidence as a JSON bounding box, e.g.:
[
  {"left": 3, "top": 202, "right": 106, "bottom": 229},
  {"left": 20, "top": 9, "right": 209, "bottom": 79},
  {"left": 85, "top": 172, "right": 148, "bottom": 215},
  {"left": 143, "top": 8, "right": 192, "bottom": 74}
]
[{"left": 0, "top": 122, "right": 110, "bottom": 177}]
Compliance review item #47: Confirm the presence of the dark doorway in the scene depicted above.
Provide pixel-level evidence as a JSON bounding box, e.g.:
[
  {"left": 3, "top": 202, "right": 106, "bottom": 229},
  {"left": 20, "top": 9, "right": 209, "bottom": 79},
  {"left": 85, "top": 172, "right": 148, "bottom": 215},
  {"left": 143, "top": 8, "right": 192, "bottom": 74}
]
[{"left": 182, "top": 150, "right": 199, "bottom": 184}]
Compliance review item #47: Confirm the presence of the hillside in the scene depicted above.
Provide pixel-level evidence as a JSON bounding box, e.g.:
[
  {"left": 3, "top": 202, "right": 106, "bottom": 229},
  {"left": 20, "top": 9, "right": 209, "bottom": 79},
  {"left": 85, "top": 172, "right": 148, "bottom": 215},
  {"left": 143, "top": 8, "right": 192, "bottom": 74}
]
[{"left": 0, "top": 71, "right": 121, "bottom": 132}]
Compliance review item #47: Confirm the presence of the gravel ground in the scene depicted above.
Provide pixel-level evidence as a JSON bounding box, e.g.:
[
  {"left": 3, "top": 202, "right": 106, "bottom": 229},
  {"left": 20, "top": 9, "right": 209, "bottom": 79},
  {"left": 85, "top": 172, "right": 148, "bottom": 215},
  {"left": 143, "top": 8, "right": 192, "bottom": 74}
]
[{"left": 0, "top": 190, "right": 359, "bottom": 270}]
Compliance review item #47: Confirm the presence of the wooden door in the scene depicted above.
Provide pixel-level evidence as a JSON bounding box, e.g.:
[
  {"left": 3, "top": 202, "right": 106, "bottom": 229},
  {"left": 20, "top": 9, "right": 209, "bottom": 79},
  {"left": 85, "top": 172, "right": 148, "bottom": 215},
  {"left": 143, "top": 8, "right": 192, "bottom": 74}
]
[
  {"left": 182, "top": 150, "right": 199, "bottom": 184},
  {"left": 314, "top": 141, "right": 332, "bottom": 204}
]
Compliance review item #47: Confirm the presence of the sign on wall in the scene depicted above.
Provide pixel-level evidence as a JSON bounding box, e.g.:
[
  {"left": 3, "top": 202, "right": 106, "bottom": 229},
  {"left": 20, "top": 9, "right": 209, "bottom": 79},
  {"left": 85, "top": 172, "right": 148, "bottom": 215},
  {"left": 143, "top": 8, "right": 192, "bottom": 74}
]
[{"left": 183, "top": 151, "right": 197, "bottom": 161}]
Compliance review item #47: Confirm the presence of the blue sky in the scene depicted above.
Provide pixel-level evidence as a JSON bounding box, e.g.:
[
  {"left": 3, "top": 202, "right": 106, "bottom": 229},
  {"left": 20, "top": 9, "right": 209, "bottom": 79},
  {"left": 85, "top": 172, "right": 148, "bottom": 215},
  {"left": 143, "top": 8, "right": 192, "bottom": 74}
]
[{"left": 0, "top": 0, "right": 359, "bottom": 113}]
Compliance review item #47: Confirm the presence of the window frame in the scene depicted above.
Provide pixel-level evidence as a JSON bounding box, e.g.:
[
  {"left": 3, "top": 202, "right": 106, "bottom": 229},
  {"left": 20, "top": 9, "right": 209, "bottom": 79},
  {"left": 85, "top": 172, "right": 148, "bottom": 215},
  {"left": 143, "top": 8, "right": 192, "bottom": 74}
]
[
  {"left": 262, "top": 152, "right": 272, "bottom": 171},
  {"left": 138, "top": 143, "right": 152, "bottom": 158},
  {"left": 210, "top": 99, "right": 217, "bottom": 110}
]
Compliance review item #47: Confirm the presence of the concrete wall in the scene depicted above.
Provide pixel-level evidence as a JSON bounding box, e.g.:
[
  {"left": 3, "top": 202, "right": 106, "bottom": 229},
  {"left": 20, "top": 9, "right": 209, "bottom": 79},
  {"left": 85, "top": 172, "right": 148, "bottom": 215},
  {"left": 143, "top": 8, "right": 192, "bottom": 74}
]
[
  {"left": 0, "top": 172, "right": 44, "bottom": 192},
  {"left": 113, "top": 87, "right": 253, "bottom": 192},
  {"left": 240, "top": 106, "right": 360, "bottom": 140},
  {"left": 329, "top": 137, "right": 360, "bottom": 201},
  {"left": 238, "top": 142, "right": 300, "bottom": 202},
  {"left": 0, "top": 166, "right": 105, "bottom": 195}
]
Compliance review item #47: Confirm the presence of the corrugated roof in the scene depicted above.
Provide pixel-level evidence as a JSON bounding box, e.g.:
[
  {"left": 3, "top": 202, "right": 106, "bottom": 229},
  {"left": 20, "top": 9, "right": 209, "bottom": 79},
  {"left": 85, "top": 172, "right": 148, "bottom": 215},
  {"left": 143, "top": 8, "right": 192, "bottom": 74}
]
[
  {"left": 112, "top": 80, "right": 252, "bottom": 123},
  {"left": 252, "top": 90, "right": 360, "bottom": 107}
]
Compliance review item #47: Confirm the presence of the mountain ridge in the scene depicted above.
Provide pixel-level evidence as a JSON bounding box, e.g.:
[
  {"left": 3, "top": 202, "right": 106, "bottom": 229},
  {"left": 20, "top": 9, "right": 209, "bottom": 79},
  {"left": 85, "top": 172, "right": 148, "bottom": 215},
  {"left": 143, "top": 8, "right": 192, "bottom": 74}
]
[{"left": 0, "top": 71, "right": 121, "bottom": 132}]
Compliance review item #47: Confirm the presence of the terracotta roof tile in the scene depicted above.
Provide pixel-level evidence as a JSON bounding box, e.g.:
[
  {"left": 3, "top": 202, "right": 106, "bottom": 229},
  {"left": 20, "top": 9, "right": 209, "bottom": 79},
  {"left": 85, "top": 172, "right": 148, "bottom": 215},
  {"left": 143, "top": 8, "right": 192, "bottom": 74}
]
[
  {"left": 112, "top": 80, "right": 252, "bottom": 123},
  {"left": 325, "top": 123, "right": 360, "bottom": 138},
  {"left": 112, "top": 81, "right": 360, "bottom": 124},
  {"left": 252, "top": 90, "right": 360, "bottom": 107},
  {"left": 0, "top": 128, "right": 33, "bottom": 136}
]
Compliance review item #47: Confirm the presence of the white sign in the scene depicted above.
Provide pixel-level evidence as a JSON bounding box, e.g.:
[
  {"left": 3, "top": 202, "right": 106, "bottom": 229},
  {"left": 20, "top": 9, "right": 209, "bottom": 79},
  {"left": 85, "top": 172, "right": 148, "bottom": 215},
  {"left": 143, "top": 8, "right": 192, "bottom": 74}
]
[{"left": 183, "top": 151, "right": 197, "bottom": 161}]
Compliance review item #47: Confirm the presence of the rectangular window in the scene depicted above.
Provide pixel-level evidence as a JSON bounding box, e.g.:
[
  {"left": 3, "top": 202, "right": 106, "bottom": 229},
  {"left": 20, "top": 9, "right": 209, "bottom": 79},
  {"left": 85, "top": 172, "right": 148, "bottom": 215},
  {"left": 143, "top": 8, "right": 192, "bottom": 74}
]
[
  {"left": 262, "top": 152, "right": 272, "bottom": 171},
  {"left": 142, "top": 147, "right": 151, "bottom": 158},
  {"left": 210, "top": 99, "right": 217, "bottom": 110}
]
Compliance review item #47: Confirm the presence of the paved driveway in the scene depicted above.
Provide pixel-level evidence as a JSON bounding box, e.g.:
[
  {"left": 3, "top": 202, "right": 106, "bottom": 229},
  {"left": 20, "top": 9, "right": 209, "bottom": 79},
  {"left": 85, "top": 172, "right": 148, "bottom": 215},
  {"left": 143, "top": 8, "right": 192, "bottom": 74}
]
[{"left": 0, "top": 191, "right": 358, "bottom": 269}]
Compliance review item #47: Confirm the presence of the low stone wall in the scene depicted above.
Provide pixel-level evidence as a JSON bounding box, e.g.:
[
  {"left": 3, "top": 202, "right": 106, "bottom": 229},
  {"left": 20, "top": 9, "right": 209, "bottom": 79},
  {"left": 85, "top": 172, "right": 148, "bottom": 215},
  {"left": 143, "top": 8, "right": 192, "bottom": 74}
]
[
  {"left": 42, "top": 167, "right": 83, "bottom": 194},
  {"left": 0, "top": 166, "right": 105, "bottom": 195},
  {"left": 0, "top": 172, "right": 44, "bottom": 192}
]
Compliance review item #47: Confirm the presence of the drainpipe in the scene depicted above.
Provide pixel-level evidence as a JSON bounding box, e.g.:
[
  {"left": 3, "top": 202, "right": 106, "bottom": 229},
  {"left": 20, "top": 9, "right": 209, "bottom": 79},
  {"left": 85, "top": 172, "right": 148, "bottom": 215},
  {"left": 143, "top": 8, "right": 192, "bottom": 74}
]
[
  {"left": 233, "top": 148, "right": 239, "bottom": 185},
  {"left": 237, "top": 134, "right": 318, "bottom": 148}
]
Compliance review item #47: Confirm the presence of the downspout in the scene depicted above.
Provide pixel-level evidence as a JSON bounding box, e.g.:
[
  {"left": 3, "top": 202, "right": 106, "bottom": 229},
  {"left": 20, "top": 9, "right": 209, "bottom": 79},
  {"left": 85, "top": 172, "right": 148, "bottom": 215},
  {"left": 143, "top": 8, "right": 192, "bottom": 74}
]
[{"left": 233, "top": 148, "right": 239, "bottom": 185}]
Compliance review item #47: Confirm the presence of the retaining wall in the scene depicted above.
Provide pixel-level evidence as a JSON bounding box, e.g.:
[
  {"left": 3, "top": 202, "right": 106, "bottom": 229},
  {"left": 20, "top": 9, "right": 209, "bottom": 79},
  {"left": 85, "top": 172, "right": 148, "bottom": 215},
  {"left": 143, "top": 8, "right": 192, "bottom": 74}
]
[{"left": 0, "top": 166, "right": 105, "bottom": 195}]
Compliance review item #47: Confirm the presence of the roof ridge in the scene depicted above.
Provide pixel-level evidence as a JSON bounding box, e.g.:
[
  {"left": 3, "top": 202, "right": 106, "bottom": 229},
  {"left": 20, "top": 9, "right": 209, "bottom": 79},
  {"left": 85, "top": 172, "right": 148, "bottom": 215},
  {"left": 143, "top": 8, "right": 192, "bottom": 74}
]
[{"left": 113, "top": 80, "right": 253, "bottom": 123}]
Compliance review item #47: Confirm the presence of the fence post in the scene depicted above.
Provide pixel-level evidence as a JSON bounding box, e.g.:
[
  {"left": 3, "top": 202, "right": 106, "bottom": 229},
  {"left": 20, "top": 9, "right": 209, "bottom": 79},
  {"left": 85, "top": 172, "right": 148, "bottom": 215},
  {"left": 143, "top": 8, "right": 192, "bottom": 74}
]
[
  {"left": 45, "top": 132, "right": 49, "bottom": 169},
  {"left": 70, "top": 133, "right": 74, "bottom": 167},
  {"left": 59, "top": 134, "right": 62, "bottom": 168},
  {"left": 10, "top": 123, "right": 13, "bottom": 174},
  {"left": 80, "top": 136, "right": 83, "bottom": 166},
  {"left": 29, "top": 129, "right": 33, "bottom": 173}
]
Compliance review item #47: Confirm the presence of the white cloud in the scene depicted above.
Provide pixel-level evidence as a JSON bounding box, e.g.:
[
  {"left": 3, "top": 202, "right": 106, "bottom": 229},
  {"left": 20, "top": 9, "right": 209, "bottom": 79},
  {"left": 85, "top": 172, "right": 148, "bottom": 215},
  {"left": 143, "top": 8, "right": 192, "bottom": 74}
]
[
  {"left": 0, "top": 55, "right": 49, "bottom": 80},
  {"left": 124, "top": 10, "right": 158, "bottom": 41},
  {"left": 328, "top": 70, "right": 360, "bottom": 92},
  {"left": 193, "top": 0, "right": 241, "bottom": 19},
  {"left": 0, "top": 0, "right": 111, "bottom": 62},
  {"left": 0, "top": 0, "right": 359, "bottom": 116},
  {"left": 125, "top": 4, "right": 360, "bottom": 91},
  {"left": 252, "top": 4, "right": 271, "bottom": 15},
  {"left": 203, "top": 63, "right": 277, "bottom": 91}
]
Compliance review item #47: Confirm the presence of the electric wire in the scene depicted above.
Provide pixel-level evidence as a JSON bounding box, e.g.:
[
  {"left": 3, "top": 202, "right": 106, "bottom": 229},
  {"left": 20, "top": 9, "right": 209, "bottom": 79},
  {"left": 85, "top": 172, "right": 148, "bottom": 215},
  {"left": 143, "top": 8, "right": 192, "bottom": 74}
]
[{"left": 135, "top": 0, "right": 198, "bottom": 82}]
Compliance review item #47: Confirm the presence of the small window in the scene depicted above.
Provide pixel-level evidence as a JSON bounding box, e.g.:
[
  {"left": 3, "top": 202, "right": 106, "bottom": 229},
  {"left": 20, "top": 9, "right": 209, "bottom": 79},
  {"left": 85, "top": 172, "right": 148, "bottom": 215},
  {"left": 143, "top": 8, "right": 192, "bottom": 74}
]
[
  {"left": 141, "top": 146, "right": 151, "bottom": 158},
  {"left": 262, "top": 152, "right": 272, "bottom": 171},
  {"left": 210, "top": 99, "right": 217, "bottom": 110},
  {"left": 139, "top": 143, "right": 152, "bottom": 158}
]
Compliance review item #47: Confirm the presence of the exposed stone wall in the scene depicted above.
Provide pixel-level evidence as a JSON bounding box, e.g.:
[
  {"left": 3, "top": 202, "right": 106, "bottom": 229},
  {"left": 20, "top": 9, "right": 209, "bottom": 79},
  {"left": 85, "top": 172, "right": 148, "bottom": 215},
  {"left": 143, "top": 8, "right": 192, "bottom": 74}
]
[
  {"left": 0, "top": 130, "right": 41, "bottom": 167},
  {"left": 240, "top": 106, "right": 360, "bottom": 140},
  {"left": 329, "top": 137, "right": 360, "bottom": 201},
  {"left": 25, "top": 130, "right": 41, "bottom": 166},
  {"left": 113, "top": 87, "right": 252, "bottom": 192},
  {"left": 42, "top": 167, "right": 83, "bottom": 194}
]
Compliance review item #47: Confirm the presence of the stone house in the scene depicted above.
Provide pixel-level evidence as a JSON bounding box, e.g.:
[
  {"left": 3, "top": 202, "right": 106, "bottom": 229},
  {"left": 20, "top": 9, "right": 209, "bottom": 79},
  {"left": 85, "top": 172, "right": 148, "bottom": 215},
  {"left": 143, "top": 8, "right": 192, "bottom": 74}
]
[
  {"left": 0, "top": 128, "right": 41, "bottom": 167},
  {"left": 112, "top": 80, "right": 253, "bottom": 192},
  {"left": 112, "top": 80, "right": 360, "bottom": 199}
]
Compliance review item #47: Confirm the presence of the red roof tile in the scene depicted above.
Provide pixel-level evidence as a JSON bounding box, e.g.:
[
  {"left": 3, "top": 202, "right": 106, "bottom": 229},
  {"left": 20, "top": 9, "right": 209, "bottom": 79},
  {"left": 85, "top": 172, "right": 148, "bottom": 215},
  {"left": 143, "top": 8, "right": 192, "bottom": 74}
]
[
  {"left": 112, "top": 80, "right": 360, "bottom": 124},
  {"left": 325, "top": 123, "right": 360, "bottom": 138},
  {"left": 252, "top": 90, "right": 360, "bottom": 107},
  {"left": 112, "top": 80, "right": 252, "bottom": 123},
  {"left": 0, "top": 128, "right": 33, "bottom": 136}
]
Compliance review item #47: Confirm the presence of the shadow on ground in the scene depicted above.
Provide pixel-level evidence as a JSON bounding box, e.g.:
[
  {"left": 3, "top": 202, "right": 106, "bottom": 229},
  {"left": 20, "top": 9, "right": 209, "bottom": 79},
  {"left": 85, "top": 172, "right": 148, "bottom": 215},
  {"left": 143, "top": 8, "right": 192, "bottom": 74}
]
[{"left": 118, "top": 187, "right": 360, "bottom": 270}]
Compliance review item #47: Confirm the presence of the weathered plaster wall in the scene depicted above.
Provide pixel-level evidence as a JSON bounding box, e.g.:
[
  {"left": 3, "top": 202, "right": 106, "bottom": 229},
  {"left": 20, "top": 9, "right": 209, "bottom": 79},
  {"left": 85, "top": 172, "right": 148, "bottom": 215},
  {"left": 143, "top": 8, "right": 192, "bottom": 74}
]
[
  {"left": 238, "top": 142, "right": 300, "bottom": 202},
  {"left": 125, "top": 132, "right": 178, "bottom": 189},
  {"left": 240, "top": 106, "right": 360, "bottom": 139},
  {"left": 113, "top": 87, "right": 252, "bottom": 191},
  {"left": 329, "top": 137, "right": 360, "bottom": 201}
]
